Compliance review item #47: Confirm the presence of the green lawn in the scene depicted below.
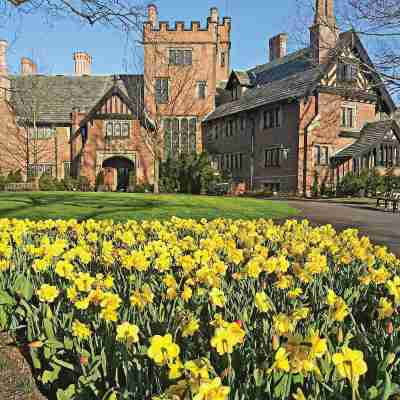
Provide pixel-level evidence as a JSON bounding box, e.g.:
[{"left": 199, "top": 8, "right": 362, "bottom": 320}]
[{"left": 0, "top": 192, "right": 299, "bottom": 221}]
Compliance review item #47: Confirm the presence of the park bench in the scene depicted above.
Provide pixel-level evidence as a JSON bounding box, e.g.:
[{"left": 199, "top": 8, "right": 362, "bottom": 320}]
[{"left": 376, "top": 190, "right": 400, "bottom": 213}]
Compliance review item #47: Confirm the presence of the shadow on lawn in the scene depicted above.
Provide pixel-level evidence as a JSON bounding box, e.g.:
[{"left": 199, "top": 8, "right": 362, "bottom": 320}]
[
  {"left": 0, "top": 193, "right": 162, "bottom": 218},
  {"left": 0, "top": 193, "right": 210, "bottom": 221}
]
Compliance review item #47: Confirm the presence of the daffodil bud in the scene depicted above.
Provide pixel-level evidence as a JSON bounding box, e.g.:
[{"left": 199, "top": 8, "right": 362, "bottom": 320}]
[
  {"left": 337, "top": 327, "right": 344, "bottom": 343},
  {"left": 387, "top": 352, "right": 396, "bottom": 366},
  {"left": 272, "top": 334, "right": 280, "bottom": 350}
]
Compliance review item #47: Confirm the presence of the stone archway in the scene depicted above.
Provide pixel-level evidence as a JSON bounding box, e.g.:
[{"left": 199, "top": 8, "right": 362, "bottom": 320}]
[
  {"left": 96, "top": 151, "right": 136, "bottom": 191},
  {"left": 101, "top": 156, "right": 136, "bottom": 191}
]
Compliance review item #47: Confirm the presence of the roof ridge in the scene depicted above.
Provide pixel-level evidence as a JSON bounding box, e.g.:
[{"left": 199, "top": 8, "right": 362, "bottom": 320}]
[{"left": 247, "top": 47, "right": 311, "bottom": 74}]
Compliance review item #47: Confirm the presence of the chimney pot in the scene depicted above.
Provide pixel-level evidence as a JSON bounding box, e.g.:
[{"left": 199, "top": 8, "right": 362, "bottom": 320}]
[
  {"left": 147, "top": 4, "right": 158, "bottom": 28},
  {"left": 21, "top": 57, "right": 38, "bottom": 75},
  {"left": 269, "top": 33, "right": 288, "bottom": 62},
  {"left": 73, "top": 52, "right": 92, "bottom": 76}
]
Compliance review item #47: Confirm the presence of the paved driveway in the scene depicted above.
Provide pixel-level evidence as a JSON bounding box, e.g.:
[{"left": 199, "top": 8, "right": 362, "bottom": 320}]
[{"left": 280, "top": 200, "right": 400, "bottom": 255}]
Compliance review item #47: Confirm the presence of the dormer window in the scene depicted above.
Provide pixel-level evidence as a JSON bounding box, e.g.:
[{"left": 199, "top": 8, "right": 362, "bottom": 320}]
[{"left": 337, "top": 63, "right": 358, "bottom": 82}]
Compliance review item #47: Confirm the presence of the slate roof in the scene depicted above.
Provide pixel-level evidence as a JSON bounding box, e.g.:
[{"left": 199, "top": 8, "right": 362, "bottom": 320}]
[
  {"left": 334, "top": 120, "right": 400, "bottom": 159},
  {"left": 9, "top": 74, "right": 144, "bottom": 125},
  {"left": 206, "top": 30, "right": 396, "bottom": 123},
  {"left": 247, "top": 48, "right": 313, "bottom": 87},
  {"left": 205, "top": 67, "right": 321, "bottom": 122},
  {"left": 205, "top": 47, "right": 319, "bottom": 122}
]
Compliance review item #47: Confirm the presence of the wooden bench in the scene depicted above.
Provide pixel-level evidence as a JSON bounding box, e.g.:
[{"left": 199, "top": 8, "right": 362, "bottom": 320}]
[{"left": 376, "top": 190, "right": 400, "bottom": 213}]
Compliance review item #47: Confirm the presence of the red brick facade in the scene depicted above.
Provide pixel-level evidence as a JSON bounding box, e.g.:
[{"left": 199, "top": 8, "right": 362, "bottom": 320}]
[
  {"left": 1, "top": 1, "right": 399, "bottom": 195},
  {"left": 0, "top": 5, "right": 231, "bottom": 190},
  {"left": 203, "top": 0, "right": 400, "bottom": 196}
]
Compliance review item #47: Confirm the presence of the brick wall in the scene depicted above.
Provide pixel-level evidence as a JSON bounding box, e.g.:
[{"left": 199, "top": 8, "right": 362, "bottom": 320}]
[
  {"left": 299, "top": 92, "right": 377, "bottom": 194},
  {"left": 143, "top": 9, "right": 231, "bottom": 155},
  {"left": 77, "top": 118, "right": 154, "bottom": 186}
]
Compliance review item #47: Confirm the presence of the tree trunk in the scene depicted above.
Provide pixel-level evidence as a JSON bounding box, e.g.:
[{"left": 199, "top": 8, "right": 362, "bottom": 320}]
[
  {"left": 153, "top": 157, "right": 160, "bottom": 194},
  {"left": 54, "top": 131, "right": 58, "bottom": 179}
]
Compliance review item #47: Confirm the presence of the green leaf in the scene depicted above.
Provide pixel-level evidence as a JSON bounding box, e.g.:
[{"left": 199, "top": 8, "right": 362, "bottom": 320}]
[
  {"left": 64, "top": 337, "right": 74, "bottom": 350},
  {"left": 253, "top": 368, "right": 264, "bottom": 387},
  {"left": 0, "top": 290, "right": 16, "bottom": 306},
  {"left": 42, "top": 364, "right": 61, "bottom": 384},
  {"left": 0, "top": 306, "right": 9, "bottom": 329},
  {"left": 56, "top": 384, "right": 76, "bottom": 400},
  {"left": 53, "top": 357, "right": 75, "bottom": 371},
  {"left": 44, "top": 346, "right": 53, "bottom": 360},
  {"left": 46, "top": 339, "right": 64, "bottom": 349},
  {"left": 43, "top": 318, "right": 55, "bottom": 339},
  {"left": 30, "top": 348, "right": 42, "bottom": 370},
  {"left": 383, "top": 371, "right": 394, "bottom": 400},
  {"left": 13, "top": 276, "right": 33, "bottom": 301}
]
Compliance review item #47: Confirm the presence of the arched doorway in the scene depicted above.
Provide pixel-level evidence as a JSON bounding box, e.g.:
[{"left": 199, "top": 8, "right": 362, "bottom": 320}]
[{"left": 102, "top": 156, "right": 135, "bottom": 191}]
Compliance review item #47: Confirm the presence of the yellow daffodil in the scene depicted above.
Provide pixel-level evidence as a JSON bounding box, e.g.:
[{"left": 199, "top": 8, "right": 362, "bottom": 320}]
[
  {"left": 72, "top": 320, "right": 91, "bottom": 340},
  {"left": 116, "top": 322, "right": 139, "bottom": 344},
  {"left": 37, "top": 284, "right": 60, "bottom": 303},
  {"left": 332, "top": 347, "right": 368, "bottom": 384},
  {"left": 255, "top": 292, "right": 272, "bottom": 313},
  {"left": 147, "top": 334, "right": 180, "bottom": 365}
]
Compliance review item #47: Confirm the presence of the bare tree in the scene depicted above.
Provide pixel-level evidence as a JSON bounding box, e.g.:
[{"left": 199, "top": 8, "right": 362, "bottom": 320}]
[
  {"left": 293, "top": 0, "right": 400, "bottom": 94},
  {"left": 1, "top": 0, "right": 146, "bottom": 33},
  {"left": 132, "top": 34, "right": 213, "bottom": 194},
  {"left": 0, "top": 75, "right": 58, "bottom": 178}
]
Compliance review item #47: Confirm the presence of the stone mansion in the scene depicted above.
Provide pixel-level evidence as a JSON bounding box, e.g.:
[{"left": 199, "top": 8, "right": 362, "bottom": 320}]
[{"left": 0, "top": 0, "right": 399, "bottom": 194}]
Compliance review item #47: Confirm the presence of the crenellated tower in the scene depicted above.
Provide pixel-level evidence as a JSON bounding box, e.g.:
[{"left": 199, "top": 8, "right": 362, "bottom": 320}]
[{"left": 143, "top": 5, "right": 231, "bottom": 153}]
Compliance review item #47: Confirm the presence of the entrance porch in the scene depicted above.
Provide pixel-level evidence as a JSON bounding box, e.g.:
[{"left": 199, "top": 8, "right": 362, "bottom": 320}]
[{"left": 333, "top": 120, "right": 400, "bottom": 183}]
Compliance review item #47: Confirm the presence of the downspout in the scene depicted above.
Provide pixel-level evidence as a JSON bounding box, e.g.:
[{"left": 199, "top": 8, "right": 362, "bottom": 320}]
[{"left": 302, "top": 93, "right": 319, "bottom": 197}]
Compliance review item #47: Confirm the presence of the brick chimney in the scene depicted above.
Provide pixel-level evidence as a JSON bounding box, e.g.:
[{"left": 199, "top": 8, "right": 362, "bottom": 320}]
[
  {"left": 210, "top": 7, "right": 219, "bottom": 23},
  {"left": 310, "top": 0, "right": 338, "bottom": 63},
  {"left": 269, "top": 33, "right": 288, "bottom": 62},
  {"left": 21, "top": 57, "right": 38, "bottom": 75},
  {"left": 147, "top": 4, "right": 158, "bottom": 28},
  {"left": 0, "top": 40, "right": 9, "bottom": 100},
  {"left": 73, "top": 52, "right": 92, "bottom": 76}
]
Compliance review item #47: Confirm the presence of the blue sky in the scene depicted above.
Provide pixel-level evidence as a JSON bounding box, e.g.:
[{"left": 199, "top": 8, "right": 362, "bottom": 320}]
[{"left": 0, "top": 0, "right": 312, "bottom": 75}]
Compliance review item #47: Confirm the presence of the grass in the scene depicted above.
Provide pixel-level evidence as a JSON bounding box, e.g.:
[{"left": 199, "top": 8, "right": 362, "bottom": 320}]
[
  {"left": 0, "top": 355, "right": 8, "bottom": 370},
  {"left": 0, "top": 192, "right": 299, "bottom": 221}
]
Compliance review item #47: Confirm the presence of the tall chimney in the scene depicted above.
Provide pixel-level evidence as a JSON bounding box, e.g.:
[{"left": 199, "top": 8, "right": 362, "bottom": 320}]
[
  {"left": 310, "top": 0, "right": 338, "bottom": 63},
  {"left": 0, "top": 40, "right": 9, "bottom": 100},
  {"left": 0, "top": 40, "right": 7, "bottom": 76},
  {"left": 73, "top": 52, "right": 92, "bottom": 76},
  {"left": 210, "top": 7, "right": 219, "bottom": 23},
  {"left": 269, "top": 33, "right": 288, "bottom": 62},
  {"left": 147, "top": 4, "right": 158, "bottom": 28},
  {"left": 21, "top": 57, "right": 38, "bottom": 75}
]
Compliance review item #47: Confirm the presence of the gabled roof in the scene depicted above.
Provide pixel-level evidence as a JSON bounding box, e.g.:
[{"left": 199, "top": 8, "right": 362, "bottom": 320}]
[
  {"left": 9, "top": 74, "right": 143, "bottom": 125},
  {"left": 226, "top": 70, "right": 252, "bottom": 90},
  {"left": 334, "top": 120, "right": 400, "bottom": 159},
  {"left": 205, "top": 67, "right": 320, "bottom": 121},
  {"left": 78, "top": 76, "right": 144, "bottom": 127},
  {"left": 206, "top": 31, "right": 396, "bottom": 123},
  {"left": 310, "top": 30, "right": 396, "bottom": 114},
  {"left": 247, "top": 47, "right": 313, "bottom": 87}
]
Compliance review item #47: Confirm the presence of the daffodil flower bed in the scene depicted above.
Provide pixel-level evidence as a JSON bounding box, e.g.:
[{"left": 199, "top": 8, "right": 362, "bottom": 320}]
[{"left": 0, "top": 217, "right": 399, "bottom": 400}]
